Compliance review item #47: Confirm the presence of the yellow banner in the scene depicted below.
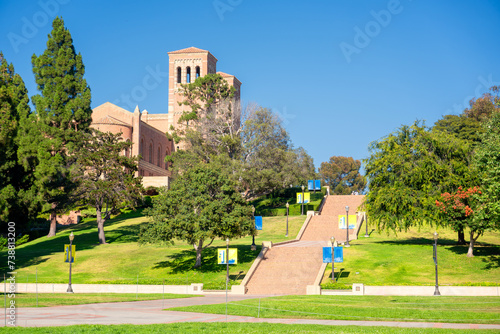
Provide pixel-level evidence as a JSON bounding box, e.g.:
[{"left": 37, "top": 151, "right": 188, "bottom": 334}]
[
  {"left": 296, "top": 192, "right": 311, "bottom": 204},
  {"left": 338, "top": 215, "right": 357, "bottom": 229},
  {"left": 218, "top": 248, "right": 237, "bottom": 264},
  {"left": 64, "top": 244, "right": 76, "bottom": 263}
]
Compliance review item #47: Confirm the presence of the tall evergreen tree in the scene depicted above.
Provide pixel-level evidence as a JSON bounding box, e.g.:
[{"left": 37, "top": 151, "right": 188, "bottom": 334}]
[
  {"left": 27, "top": 17, "right": 92, "bottom": 237},
  {"left": 0, "top": 53, "right": 33, "bottom": 231}
]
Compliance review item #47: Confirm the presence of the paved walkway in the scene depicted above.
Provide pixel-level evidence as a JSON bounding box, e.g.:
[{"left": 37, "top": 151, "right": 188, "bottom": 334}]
[{"left": 3, "top": 294, "right": 499, "bottom": 330}]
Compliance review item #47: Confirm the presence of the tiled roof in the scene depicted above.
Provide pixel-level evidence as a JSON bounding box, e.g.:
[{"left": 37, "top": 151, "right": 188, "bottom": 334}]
[
  {"left": 94, "top": 115, "right": 130, "bottom": 127},
  {"left": 168, "top": 47, "right": 209, "bottom": 54},
  {"left": 216, "top": 71, "right": 233, "bottom": 77}
]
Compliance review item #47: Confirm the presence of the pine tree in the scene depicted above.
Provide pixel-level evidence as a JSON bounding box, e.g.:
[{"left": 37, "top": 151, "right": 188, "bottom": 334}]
[
  {"left": 28, "top": 17, "right": 92, "bottom": 237},
  {"left": 0, "top": 53, "right": 33, "bottom": 231}
]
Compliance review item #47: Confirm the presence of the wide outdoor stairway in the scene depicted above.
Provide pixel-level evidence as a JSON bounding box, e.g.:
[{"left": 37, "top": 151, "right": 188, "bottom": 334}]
[{"left": 244, "top": 195, "right": 365, "bottom": 295}]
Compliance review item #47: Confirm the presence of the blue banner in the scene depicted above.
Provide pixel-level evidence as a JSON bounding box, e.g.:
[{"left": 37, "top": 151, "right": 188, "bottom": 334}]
[
  {"left": 315, "top": 179, "right": 321, "bottom": 190},
  {"left": 308, "top": 180, "right": 314, "bottom": 191},
  {"left": 323, "top": 247, "right": 343, "bottom": 263},
  {"left": 254, "top": 216, "right": 263, "bottom": 230},
  {"left": 334, "top": 246, "right": 343, "bottom": 263}
]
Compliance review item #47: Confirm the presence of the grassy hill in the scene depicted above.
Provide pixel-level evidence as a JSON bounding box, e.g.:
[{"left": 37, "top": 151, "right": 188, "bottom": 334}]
[{"left": 2, "top": 210, "right": 499, "bottom": 289}]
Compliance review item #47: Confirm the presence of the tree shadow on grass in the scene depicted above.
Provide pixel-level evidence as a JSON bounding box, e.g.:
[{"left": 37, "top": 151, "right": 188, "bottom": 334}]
[
  {"left": 153, "top": 244, "right": 258, "bottom": 274},
  {"left": 0, "top": 210, "right": 147, "bottom": 273},
  {"left": 373, "top": 237, "right": 500, "bottom": 269}
]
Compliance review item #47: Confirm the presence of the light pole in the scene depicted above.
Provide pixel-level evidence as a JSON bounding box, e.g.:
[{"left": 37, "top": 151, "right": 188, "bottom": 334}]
[
  {"left": 285, "top": 202, "right": 289, "bottom": 237},
  {"left": 364, "top": 212, "right": 369, "bottom": 238},
  {"left": 301, "top": 185, "right": 305, "bottom": 215},
  {"left": 67, "top": 232, "right": 74, "bottom": 293},
  {"left": 433, "top": 232, "right": 440, "bottom": 296},
  {"left": 330, "top": 236, "right": 335, "bottom": 282},
  {"left": 345, "top": 206, "right": 350, "bottom": 247},
  {"left": 251, "top": 206, "right": 256, "bottom": 251}
]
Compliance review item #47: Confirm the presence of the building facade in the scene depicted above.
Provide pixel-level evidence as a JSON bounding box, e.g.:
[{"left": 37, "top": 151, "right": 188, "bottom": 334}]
[{"left": 90, "top": 47, "right": 241, "bottom": 187}]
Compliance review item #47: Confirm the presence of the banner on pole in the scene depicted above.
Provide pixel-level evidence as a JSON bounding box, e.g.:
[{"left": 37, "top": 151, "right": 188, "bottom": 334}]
[
  {"left": 338, "top": 215, "right": 357, "bottom": 229},
  {"left": 254, "top": 216, "right": 263, "bottom": 230},
  {"left": 322, "top": 247, "right": 343, "bottom": 263},
  {"left": 64, "top": 244, "right": 75, "bottom": 263},
  {"left": 218, "top": 248, "right": 237, "bottom": 264},
  {"left": 308, "top": 180, "right": 314, "bottom": 191},
  {"left": 315, "top": 180, "right": 321, "bottom": 190},
  {"left": 296, "top": 192, "right": 311, "bottom": 204}
]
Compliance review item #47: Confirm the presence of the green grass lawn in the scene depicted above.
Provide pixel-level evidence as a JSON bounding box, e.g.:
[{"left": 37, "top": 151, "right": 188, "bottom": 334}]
[
  {"left": 10, "top": 293, "right": 196, "bottom": 307},
  {"left": 321, "top": 228, "right": 500, "bottom": 288},
  {"left": 168, "top": 295, "right": 500, "bottom": 324},
  {"left": 0, "top": 212, "right": 305, "bottom": 289},
  {"left": 1, "top": 323, "right": 497, "bottom": 334},
  {"left": 1, "top": 209, "right": 499, "bottom": 290}
]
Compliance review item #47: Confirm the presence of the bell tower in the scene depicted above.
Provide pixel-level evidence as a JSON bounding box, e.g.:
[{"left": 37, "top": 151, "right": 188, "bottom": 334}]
[{"left": 167, "top": 47, "right": 218, "bottom": 130}]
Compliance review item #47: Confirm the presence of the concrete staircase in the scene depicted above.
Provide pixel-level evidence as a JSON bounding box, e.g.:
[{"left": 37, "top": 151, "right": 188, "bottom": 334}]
[{"left": 243, "top": 195, "right": 365, "bottom": 295}]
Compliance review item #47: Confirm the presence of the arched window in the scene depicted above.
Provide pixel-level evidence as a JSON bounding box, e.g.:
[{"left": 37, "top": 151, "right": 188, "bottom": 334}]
[
  {"left": 186, "top": 67, "right": 191, "bottom": 83},
  {"left": 149, "top": 143, "right": 153, "bottom": 164},
  {"left": 177, "top": 67, "right": 181, "bottom": 83},
  {"left": 157, "top": 146, "right": 161, "bottom": 167},
  {"left": 196, "top": 66, "right": 200, "bottom": 78}
]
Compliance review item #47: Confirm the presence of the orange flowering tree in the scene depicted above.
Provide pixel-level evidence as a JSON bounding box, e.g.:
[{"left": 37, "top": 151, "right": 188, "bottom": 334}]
[{"left": 435, "top": 186, "right": 483, "bottom": 257}]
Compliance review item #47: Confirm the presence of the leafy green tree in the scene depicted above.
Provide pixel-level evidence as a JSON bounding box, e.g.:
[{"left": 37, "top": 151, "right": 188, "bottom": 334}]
[
  {"left": 25, "top": 17, "right": 92, "bottom": 237},
  {"left": 472, "top": 111, "right": 500, "bottom": 255},
  {"left": 319, "top": 156, "right": 366, "bottom": 195},
  {"left": 73, "top": 129, "right": 142, "bottom": 244},
  {"left": 140, "top": 163, "right": 254, "bottom": 268},
  {"left": 0, "top": 53, "right": 34, "bottom": 230},
  {"left": 364, "top": 122, "right": 473, "bottom": 232}
]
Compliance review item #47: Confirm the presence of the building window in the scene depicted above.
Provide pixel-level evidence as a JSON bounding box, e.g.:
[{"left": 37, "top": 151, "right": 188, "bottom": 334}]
[
  {"left": 140, "top": 139, "right": 144, "bottom": 159},
  {"left": 157, "top": 146, "right": 161, "bottom": 167},
  {"left": 186, "top": 67, "right": 191, "bottom": 83},
  {"left": 196, "top": 66, "right": 200, "bottom": 78},
  {"left": 149, "top": 143, "right": 153, "bottom": 164},
  {"left": 177, "top": 67, "right": 181, "bottom": 83}
]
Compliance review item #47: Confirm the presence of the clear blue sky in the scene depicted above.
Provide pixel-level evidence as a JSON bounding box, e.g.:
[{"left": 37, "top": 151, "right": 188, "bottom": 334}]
[{"left": 1, "top": 0, "right": 499, "bottom": 169}]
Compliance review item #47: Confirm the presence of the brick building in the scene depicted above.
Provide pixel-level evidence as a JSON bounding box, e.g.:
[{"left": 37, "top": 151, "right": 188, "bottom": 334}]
[{"left": 90, "top": 47, "right": 241, "bottom": 187}]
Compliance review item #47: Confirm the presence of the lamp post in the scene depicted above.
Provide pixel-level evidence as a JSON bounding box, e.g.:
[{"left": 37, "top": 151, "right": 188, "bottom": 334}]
[
  {"left": 67, "top": 232, "right": 74, "bottom": 293},
  {"left": 433, "top": 232, "right": 440, "bottom": 296},
  {"left": 285, "top": 202, "right": 289, "bottom": 237},
  {"left": 345, "top": 206, "right": 350, "bottom": 247},
  {"left": 364, "top": 212, "right": 369, "bottom": 238},
  {"left": 251, "top": 206, "right": 256, "bottom": 251},
  {"left": 301, "top": 185, "right": 305, "bottom": 215},
  {"left": 330, "top": 236, "right": 335, "bottom": 282}
]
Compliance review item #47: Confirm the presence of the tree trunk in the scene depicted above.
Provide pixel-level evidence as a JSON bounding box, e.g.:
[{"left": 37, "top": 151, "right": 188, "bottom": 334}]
[
  {"left": 96, "top": 207, "right": 107, "bottom": 244},
  {"left": 457, "top": 229, "right": 466, "bottom": 245},
  {"left": 467, "top": 230, "right": 475, "bottom": 257},
  {"left": 193, "top": 240, "right": 203, "bottom": 268},
  {"left": 47, "top": 205, "right": 57, "bottom": 237}
]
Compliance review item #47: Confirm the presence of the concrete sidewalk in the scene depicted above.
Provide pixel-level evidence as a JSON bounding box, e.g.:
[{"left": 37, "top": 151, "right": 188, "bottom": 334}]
[{"left": 2, "top": 294, "right": 499, "bottom": 330}]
